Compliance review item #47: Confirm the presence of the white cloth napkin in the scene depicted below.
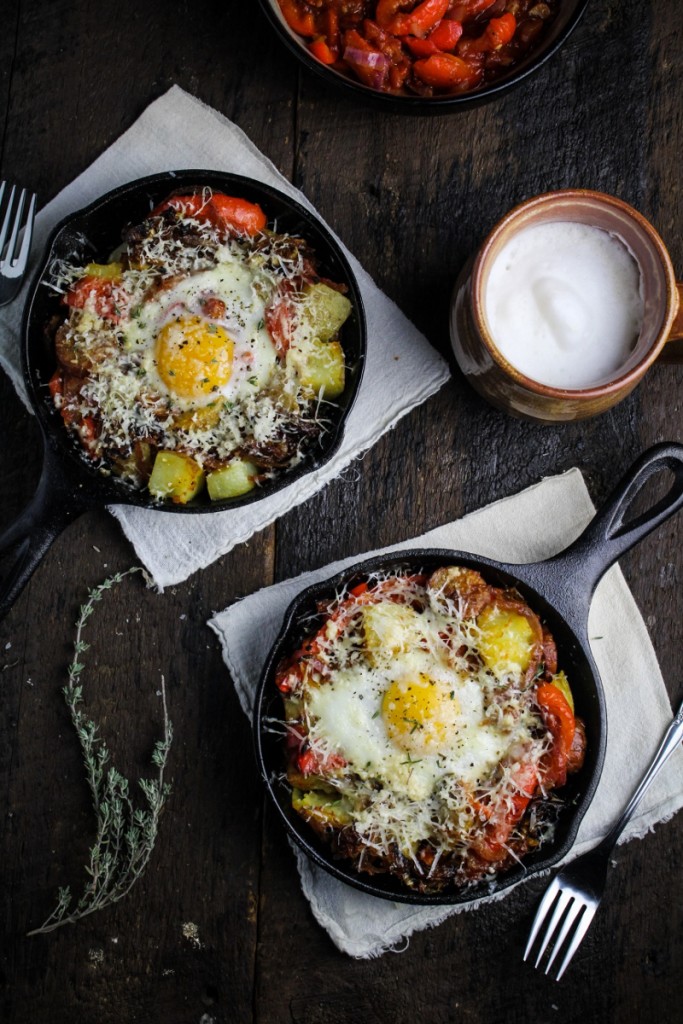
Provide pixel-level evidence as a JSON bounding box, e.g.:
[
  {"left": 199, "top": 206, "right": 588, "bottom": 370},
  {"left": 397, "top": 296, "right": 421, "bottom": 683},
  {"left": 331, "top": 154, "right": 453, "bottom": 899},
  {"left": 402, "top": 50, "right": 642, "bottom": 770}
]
[
  {"left": 210, "top": 469, "right": 683, "bottom": 958},
  {"left": 0, "top": 86, "right": 449, "bottom": 587}
]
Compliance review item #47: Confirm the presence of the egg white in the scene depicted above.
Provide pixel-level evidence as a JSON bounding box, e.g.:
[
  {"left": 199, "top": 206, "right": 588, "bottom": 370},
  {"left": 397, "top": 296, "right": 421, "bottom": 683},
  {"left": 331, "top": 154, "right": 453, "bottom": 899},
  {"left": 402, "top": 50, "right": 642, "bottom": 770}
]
[
  {"left": 122, "top": 258, "right": 277, "bottom": 409},
  {"left": 307, "top": 641, "right": 519, "bottom": 802}
]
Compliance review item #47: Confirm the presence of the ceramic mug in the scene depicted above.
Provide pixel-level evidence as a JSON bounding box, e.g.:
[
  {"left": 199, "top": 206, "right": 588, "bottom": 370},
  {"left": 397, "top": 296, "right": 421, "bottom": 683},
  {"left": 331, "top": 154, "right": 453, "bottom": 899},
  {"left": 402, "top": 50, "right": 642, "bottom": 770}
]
[{"left": 450, "top": 189, "right": 683, "bottom": 422}]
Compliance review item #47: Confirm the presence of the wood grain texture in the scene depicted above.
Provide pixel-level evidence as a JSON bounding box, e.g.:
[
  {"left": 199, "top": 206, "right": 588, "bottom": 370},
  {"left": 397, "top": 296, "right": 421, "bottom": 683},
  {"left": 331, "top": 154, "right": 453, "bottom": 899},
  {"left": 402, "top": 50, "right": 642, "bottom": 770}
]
[{"left": 1, "top": 0, "right": 682, "bottom": 1021}]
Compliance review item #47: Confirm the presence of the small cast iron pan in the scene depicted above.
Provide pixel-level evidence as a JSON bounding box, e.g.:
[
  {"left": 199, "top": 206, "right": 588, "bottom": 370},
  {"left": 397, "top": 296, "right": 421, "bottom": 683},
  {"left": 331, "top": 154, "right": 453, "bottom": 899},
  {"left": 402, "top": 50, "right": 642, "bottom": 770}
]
[
  {"left": 255, "top": 443, "right": 683, "bottom": 905},
  {"left": 0, "top": 170, "right": 366, "bottom": 619}
]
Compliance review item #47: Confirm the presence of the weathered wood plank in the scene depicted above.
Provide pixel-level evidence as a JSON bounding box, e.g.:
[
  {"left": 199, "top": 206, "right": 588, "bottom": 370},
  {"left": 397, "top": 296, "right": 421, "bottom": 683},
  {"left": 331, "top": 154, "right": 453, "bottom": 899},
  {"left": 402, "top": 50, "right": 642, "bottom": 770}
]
[{"left": 1, "top": 0, "right": 682, "bottom": 1021}]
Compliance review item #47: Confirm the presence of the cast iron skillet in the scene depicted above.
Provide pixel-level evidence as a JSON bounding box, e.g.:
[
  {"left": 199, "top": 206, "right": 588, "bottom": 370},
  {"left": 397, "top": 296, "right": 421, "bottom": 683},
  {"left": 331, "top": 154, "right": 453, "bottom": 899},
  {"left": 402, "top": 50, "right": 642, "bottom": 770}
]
[
  {"left": 0, "top": 170, "right": 366, "bottom": 619},
  {"left": 255, "top": 443, "right": 683, "bottom": 905},
  {"left": 258, "top": 0, "right": 589, "bottom": 113}
]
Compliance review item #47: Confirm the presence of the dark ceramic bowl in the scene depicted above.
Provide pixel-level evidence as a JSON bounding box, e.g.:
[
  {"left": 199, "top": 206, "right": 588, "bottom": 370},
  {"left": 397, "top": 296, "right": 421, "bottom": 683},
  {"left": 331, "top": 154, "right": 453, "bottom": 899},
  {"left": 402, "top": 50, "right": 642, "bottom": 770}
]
[
  {"left": 0, "top": 170, "right": 366, "bottom": 617},
  {"left": 258, "top": 0, "right": 589, "bottom": 112},
  {"left": 254, "top": 444, "right": 683, "bottom": 905}
]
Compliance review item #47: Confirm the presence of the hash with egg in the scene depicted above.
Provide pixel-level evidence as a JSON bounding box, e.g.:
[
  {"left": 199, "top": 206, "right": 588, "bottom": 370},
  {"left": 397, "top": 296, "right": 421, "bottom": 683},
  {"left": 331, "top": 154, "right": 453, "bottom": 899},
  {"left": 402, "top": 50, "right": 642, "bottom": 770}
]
[
  {"left": 47, "top": 190, "right": 353, "bottom": 504},
  {"left": 275, "top": 566, "right": 586, "bottom": 893}
]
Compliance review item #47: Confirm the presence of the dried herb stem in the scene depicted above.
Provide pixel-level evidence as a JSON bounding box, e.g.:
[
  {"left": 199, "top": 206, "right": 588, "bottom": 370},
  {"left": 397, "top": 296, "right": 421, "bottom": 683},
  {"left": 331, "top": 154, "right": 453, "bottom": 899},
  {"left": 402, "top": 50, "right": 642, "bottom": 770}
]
[{"left": 28, "top": 567, "right": 173, "bottom": 936}]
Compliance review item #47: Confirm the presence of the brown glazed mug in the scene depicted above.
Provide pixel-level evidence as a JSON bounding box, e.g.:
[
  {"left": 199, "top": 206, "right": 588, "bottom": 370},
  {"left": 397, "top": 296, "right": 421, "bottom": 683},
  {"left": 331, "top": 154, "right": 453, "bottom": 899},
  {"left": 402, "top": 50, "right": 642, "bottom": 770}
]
[{"left": 450, "top": 189, "right": 683, "bottom": 422}]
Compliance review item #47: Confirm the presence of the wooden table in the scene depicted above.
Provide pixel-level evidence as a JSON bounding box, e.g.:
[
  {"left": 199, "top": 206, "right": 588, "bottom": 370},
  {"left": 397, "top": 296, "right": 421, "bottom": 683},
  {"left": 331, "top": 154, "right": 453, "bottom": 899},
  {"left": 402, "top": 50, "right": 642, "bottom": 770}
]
[{"left": 2, "top": 2, "right": 682, "bottom": 1021}]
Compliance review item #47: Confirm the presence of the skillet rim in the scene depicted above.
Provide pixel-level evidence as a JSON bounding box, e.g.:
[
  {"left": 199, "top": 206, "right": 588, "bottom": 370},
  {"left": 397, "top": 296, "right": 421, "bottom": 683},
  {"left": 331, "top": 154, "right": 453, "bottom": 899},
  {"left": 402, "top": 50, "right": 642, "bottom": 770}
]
[
  {"left": 21, "top": 168, "right": 367, "bottom": 515},
  {"left": 253, "top": 546, "right": 607, "bottom": 906}
]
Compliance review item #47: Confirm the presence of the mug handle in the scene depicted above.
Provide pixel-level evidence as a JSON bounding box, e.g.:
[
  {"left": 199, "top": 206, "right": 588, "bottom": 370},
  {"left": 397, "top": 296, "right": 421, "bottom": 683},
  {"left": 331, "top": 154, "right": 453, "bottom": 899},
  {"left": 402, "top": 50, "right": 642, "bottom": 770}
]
[{"left": 660, "top": 281, "right": 683, "bottom": 360}]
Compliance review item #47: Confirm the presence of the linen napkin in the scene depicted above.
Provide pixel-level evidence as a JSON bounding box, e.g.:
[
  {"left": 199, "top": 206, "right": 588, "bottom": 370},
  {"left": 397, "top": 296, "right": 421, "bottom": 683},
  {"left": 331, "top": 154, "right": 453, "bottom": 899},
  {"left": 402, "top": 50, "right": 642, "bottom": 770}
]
[
  {"left": 0, "top": 86, "right": 449, "bottom": 588},
  {"left": 210, "top": 469, "right": 683, "bottom": 958}
]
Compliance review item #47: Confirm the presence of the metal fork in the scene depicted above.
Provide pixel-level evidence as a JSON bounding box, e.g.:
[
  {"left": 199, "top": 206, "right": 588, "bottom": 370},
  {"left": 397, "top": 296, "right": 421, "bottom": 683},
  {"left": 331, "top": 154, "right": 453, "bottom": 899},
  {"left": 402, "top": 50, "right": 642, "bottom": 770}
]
[
  {"left": 0, "top": 182, "right": 37, "bottom": 306},
  {"left": 524, "top": 694, "right": 683, "bottom": 980}
]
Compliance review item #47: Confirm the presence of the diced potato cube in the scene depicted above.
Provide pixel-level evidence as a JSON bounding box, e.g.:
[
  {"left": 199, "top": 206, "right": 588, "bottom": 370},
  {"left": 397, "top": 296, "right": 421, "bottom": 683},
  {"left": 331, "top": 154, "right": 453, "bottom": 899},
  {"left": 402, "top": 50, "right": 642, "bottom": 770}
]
[
  {"left": 296, "top": 338, "right": 346, "bottom": 399},
  {"left": 148, "top": 451, "right": 205, "bottom": 504},
  {"left": 477, "top": 604, "right": 536, "bottom": 678},
  {"left": 206, "top": 459, "right": 257, "bottom": 501},
  {"left": 84, "top": 261, "right": 123, "bottom": 279},
  {"left": 173, "top": 403, "right": 222, "bottom": 432},
  {"left": 292, "top": 787, "right": 352, "bottom": 828},
  {"left": 550, "top": 670, "right": 574, "bottom": 712},
  {"left": 299, "top": 282, "right": 352, "bottom": 343}
]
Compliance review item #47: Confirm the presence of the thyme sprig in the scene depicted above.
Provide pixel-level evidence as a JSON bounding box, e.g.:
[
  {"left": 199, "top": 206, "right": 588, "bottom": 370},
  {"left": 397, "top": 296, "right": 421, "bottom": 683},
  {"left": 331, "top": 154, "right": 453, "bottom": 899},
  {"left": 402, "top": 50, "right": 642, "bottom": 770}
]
[{"left": 28, "top": 568, "right": 173, "bottom": 936}]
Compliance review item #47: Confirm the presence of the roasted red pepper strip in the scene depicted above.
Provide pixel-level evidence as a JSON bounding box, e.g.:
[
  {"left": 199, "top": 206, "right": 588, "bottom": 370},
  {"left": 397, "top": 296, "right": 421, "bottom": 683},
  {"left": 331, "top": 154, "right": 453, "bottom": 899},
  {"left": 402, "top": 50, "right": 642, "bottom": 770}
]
[
  {"left": 413, "top": 52, "right": 481, "bottom": 88},
  {"left": 153, "top": 192, "right": 267, "bottom": 236},
  {"left": 209, "top": 194, "right": 267, "bottom": 236},
  {"left": 278, "top": 0, "right": 317, "bottom": 37},
  {"left": 151, "top": 194, "right": 209, "bottom": 219},
  {"left": 376, "top": 0, "right": 409, "bottom": 27},
  {"left": 428, "top": 18, "right": 463, "bottom": 50},
  {"left": 536, "top": 682, "right": 576, "bottom": 787},
  {"left": 406, "top": 19, "right": 463, "bottom": 56},
  {"left": 388, "top": 0, "right": 450, "bottom": 38},
  {"left": 462, "top": 12, "right": 517, "bottom": 53},
  {"left": 309, "top": 38, "right": 337, "bottom": 64}
]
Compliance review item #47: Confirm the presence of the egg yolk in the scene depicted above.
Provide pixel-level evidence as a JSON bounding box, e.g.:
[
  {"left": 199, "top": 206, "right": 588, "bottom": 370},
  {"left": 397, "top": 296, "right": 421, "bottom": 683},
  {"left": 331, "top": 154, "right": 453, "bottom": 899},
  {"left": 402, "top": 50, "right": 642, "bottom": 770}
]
[
  {"left": 382, "top": 674, "right": 461, "bottom": 756},
  {"left": 155, "top": 316, "right": 233, "bottom": 400}
]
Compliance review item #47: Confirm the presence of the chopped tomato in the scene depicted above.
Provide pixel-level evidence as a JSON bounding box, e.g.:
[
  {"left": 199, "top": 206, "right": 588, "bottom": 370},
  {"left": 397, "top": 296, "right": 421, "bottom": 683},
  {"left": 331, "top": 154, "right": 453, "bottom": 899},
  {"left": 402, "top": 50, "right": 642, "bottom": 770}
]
[
  {"left": 48, "top": 370, "right": 63, "bottom": 400},
  {"left": 64, "top": 275, "right": 123, "bottom": 323},
  {"left": 297, "top": 747, "right": 347, "bottom": 777},
  {"left": 265, "top": 280, "right": 297, "bottom": 358},
  {"left": 201, "top": 297, "right": 227, "bottom": 320},
  {"left": 473, "top": 762, "right": 539, "bottom": 861}
]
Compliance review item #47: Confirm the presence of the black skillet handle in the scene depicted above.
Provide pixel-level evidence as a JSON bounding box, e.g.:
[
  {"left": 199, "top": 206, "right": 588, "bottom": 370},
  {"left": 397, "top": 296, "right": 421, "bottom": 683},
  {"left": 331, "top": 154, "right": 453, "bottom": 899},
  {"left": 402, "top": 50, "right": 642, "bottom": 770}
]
[
  {"left": 534, "top": 443, "right": 683, "bottom": 624},
  {"left": 0, "top": 442, "right": 93, "bottom": 620}
]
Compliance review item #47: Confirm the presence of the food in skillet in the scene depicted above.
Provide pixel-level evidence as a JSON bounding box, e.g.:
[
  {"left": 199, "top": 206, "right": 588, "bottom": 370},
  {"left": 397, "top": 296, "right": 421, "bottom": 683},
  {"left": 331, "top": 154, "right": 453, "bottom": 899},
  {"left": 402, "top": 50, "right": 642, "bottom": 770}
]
[
  {"left": 275, "top": 566, "right": 586, "bottom": 893},
  {"left": 276, "top": 0, "right": 561, "bottom": 97},
  {"left": 48, "top": 190, "right": 352, "bottom": 503}
]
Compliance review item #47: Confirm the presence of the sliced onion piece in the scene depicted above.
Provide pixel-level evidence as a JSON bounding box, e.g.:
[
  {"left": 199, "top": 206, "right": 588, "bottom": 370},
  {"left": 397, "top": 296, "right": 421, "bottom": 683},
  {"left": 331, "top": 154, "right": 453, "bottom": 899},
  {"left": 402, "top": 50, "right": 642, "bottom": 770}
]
[{"left": 343, "top": 46, "right": 390, "bottom": 89}]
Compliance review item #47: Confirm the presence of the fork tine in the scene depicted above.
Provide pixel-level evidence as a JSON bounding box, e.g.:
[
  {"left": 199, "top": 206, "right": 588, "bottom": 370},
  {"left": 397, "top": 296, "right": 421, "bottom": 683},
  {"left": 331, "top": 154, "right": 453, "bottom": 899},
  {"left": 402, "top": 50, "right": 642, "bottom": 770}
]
[
  {"left": 523, "top": 878, "right": 560, "bottom": 961},
  {"left": 554, "top": 906, "right": 596, "bottom": 981},
  {"left": 533, "top": 888, "right": 573, "bottom": 968},
  {"left": 4, "top": 187, "right": 26, "bottom": 265},
  {"left": 0, "top": 183, "right": 17, "bottom": 256},
  {"left": 544, "top": 897, "right": 584, "bottom": 975},
  {"left": 12, "top": 191, "right": 36, "bottom": 272}
]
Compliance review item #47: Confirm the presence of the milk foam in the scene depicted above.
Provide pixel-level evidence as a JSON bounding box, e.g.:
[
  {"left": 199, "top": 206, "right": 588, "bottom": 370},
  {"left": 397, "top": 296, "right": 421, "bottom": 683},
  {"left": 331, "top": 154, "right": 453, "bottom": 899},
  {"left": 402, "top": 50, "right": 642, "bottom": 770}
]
[{"left": 484, "top": 221, "right": 644, "bottom": 389}]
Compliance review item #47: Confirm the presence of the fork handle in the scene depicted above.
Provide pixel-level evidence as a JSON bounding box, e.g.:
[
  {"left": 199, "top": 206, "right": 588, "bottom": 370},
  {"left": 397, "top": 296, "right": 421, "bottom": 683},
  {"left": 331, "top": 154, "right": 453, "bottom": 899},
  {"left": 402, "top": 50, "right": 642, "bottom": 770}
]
[{"left": 597, "top": 697, "right": 683, "bottom": 854}]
